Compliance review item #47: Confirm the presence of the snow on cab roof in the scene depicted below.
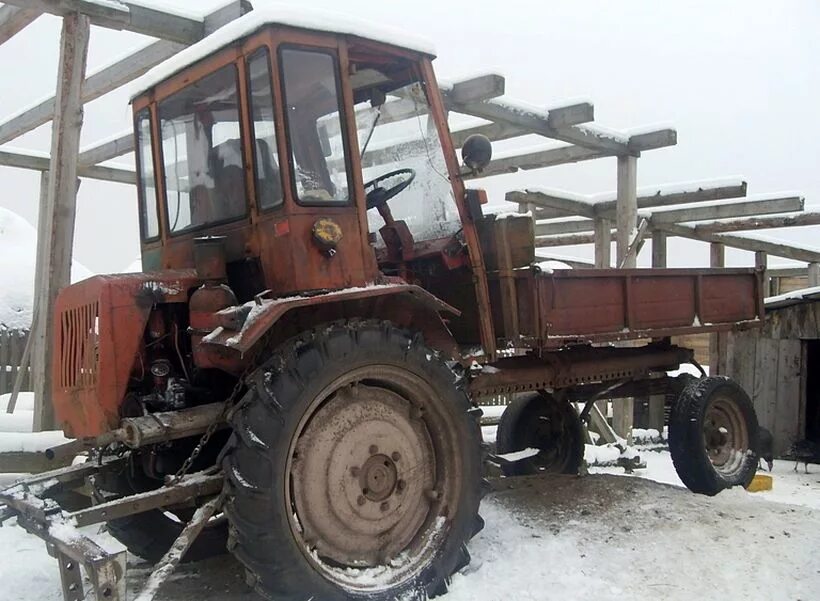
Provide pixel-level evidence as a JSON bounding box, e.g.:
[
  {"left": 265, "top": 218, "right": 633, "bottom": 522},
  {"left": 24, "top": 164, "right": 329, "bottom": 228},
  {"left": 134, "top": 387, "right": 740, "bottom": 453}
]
[{"left": 129, "top": 5, "right": 436, "bottom": 99}]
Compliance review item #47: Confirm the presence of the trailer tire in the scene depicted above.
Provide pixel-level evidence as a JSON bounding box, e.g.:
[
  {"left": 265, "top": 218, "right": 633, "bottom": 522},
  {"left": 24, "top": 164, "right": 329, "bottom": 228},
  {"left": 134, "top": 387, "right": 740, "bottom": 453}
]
[
  {"left": 496, "top": 392, "right": 584, "bottom": 476},
  {"left": 223, "top": 320, "right": 483, "bottom": 601},
  {"left": 669, "top": 376, "right": 759, "bottom": 496}
]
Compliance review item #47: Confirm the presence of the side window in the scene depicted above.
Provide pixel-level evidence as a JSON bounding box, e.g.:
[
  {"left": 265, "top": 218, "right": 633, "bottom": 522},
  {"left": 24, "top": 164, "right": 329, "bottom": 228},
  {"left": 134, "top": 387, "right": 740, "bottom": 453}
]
[
  {"left": 280, "top": 47, "right": 350, "bottom": 204},
  {"left": 247, "top": 48, "right": 283, "bottom": 210},
  {"left": 135, "top": 109, "right": 159, "bottom": 239},
  {"left": 158, "top": 64, "right": 247, "bottom": 234}
]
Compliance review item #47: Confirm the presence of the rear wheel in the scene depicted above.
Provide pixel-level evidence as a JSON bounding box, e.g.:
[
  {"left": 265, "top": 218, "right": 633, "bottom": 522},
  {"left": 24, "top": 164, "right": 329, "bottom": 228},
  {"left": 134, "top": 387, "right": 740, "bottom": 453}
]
[
  {"left": 496, "top": 392, "right": 584, "bottom": 476},
  {"left": 669, "top": 376, "right": 759, "bottom": 496},
  {"left": 223, "top": 321, "right": 484, "bottom": 600}
]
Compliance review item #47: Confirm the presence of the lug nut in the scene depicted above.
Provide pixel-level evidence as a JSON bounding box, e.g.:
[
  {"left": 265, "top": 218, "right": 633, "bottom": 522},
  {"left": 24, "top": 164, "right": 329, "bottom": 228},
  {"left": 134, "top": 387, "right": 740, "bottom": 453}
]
[
  {"left": 391, "top": 451, "right": 401, "bottom": 462},
  {"left": 397, "top": 479, "right": 406, "bottom": 493},
  {"left": 380, "top": 501, "right": 390, "bottom": 512},
  {"left": 357, "top": 495, "right": 366, "bottom": 506},
  {"left": 369, "top": 445, "right": 379, "bottom": 455},
  {"left": 350, "top": 466, "right": 360, "bottom": 477}
]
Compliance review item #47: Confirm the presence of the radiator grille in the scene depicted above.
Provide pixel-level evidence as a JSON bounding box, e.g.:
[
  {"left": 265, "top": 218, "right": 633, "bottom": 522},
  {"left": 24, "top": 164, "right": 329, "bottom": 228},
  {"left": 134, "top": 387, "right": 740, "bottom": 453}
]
[{"left": 59, "top": 301, "right": 99, "bottom": 389}]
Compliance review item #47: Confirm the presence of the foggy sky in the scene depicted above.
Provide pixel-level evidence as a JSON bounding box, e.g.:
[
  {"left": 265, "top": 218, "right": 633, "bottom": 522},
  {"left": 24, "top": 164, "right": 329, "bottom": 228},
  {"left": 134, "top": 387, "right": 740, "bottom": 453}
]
[{"left": 0, "top": 0, "right": 817, "bottom": 273}]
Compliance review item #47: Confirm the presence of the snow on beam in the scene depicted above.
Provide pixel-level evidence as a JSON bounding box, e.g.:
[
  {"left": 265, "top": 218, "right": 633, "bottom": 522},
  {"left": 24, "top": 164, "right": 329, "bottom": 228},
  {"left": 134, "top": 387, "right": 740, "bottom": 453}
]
[
  {"left": 594, "top": 179, "right": 748, "bottom": 217},
  {"left": 0, "top": 148, "right": 135, "bottom": 184},
  {"left": 507, "top": 189, "right": 596, "bottom": 219},
  {"left": 0, "top": 1, "right": 248, "bottom": 146},
  {"left": 694, "top": 212, "right": 820, "bottom": 234},
  {"left": 3, "top": 0, "right": 204, "bottom": 44},
  {"left": 450, "top": 102, "right": 594, "bottom": 148},
  {"left": 78, "top": 131, "right": 133, "bottom": 166},
  {"left": 649, "top": 195, "right": 804, "bottom": 224},
  {"left": 533, "top": 252, "right": 594, "bottom": 268},
  {"left": 654, "top": 221, "right": 820, "bottom": 263},
  {"left": 0, "top": 4, "right": 40, "bottom": 44}
]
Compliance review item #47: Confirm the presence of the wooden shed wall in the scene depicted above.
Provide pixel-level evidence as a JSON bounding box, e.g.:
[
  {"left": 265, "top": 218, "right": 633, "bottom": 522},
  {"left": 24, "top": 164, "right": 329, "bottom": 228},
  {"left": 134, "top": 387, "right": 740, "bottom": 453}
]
[{"left": 725, "top": 301, "right": 820, "bottom": 455}]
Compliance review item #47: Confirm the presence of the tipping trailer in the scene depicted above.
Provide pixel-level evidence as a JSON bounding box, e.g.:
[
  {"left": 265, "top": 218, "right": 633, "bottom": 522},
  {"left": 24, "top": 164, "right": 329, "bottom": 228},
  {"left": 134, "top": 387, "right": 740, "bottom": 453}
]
[{"left": 0, "top": 8, "right": 764, "bottom": 601}]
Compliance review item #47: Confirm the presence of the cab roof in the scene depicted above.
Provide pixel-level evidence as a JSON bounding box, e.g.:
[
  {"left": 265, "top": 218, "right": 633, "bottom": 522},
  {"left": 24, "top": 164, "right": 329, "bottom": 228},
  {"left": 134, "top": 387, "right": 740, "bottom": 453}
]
[{"left": 129, "top": 5, "right": 437, "bottom": 100}]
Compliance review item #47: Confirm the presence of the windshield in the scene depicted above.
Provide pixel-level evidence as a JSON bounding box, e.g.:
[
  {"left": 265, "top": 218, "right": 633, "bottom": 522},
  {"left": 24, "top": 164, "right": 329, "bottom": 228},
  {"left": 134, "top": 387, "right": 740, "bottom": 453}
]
[
  {"left": 349, "top": 65, "right": 460, "bottom": 244},
  {"left": 158, "top": 63, "right": 247, "bottom": 234}
]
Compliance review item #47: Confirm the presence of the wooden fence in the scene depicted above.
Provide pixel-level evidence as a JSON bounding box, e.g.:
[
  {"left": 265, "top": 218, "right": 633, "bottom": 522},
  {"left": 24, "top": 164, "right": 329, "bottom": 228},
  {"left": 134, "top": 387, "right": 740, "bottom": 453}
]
[{"left": 0, "top": 329, "right": 30, "bottom": 396}]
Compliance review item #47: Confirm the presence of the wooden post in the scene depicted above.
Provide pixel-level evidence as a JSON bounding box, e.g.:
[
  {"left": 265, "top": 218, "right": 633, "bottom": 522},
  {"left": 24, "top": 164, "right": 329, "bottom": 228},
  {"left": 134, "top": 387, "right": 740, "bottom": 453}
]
[
  {"left": 594, "top": 217, "right": 611, "bottom": 268},
  {"left": 647, "top": 229, "right": 667, "bottom": 432},
  {"left": 616, "top": 155, "right": 638, "bottom": 268},
  {"left": 709, "top": 242, "right": 725, "bottom": 374},
  {"left": 613, "top": 155, "right": 637, "bottom": 443},
  {"left": 755, "top": 250, "right": 769, "bottom": 295},
  {"left": 808, "top": 262, "right": 820, "bottom": 287},
  {"left": 32, "top": 14, "right": 90, "bottom": 432}
]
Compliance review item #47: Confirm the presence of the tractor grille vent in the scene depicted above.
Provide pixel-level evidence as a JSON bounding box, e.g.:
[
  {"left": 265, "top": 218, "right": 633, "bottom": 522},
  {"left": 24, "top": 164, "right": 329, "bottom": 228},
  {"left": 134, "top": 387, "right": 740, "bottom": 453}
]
[{"left": 59, "top": 301, "right": 100, "bottom": 389}]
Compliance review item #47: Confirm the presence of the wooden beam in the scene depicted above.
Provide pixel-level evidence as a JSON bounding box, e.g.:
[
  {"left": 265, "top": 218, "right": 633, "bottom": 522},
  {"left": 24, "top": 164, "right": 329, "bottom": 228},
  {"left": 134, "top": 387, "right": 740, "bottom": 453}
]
[
  {"left": 0, "top": 2, "right": 248, "bottom": 145},
  {"left": 78, "top": 131, "right": 133, "bottom": 166},
  {"left": 443, "top": 74, "right": 506, "bottom": 105},
  {"left": 618, "top": 217, "right": 649, "bottom": 268},
  {"left": 694, "top": 212, "right": 820, "bottom": 234},
  {"left": 506, "top": 189, "right": 595, "bottom": 219},
  {"left": 0, "top": 148, "right": 135, "bottom": 183},
  {"left": 651, "top": 230, "right": 667, "bottom": 268},
  {"left": 654, "top": 221, "right": 820, "bottom": 263},
  {"left": 3, "top": 0, "right": 204, "bottom": 44},
  {"left": 650, "top": 195, "right": 804, "bottom": 224},
  {"left": 809, "top": 263, "right": 820, "bottom": 287},
  {"left": 594, "top": 218, "right": 611, "bottom": 268},
  {"left": 628, "top": 128, "right": 677, "bottom": 152},
  {"left": 710, "top": 241, "right": 725, "bottom": 268},
  {"left": 616, "top": 155, "right": 638, "bottom": 267},
  {"left": 595, "top": 180, "right": 748, "bottom": 217},
  {"left": 536, "top": 218, "right": 606, "bottom": 236},
  {"left": 470, "top": 144, "right": 609, "bottom": 179},
  {"left": 767, "top": 266, "right": 808, "bottom": 278},
  {"left": 709, "top": 242, "right": 725, "bottom": 374},
  {"left": 450, "top": 102, "right": 594, "bottom": 148},
  {"left": 0, "top": 4, "right": 40, "bottom": 44},
  {"left": 32, "top": 13, "right": 90, "bottom": 431},
  {"left": 535, "top": 233, "right": 596, "bottom": 247}
]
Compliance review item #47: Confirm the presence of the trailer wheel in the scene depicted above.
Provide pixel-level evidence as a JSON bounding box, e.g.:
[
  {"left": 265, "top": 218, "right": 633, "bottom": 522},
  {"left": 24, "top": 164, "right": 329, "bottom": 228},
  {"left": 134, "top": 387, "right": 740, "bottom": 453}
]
[
  {"left": 496, "top": 392, "right": 584, "bottom": 476},
  {"left": 669, "top": 376, "right": 759, "bottom": 496},
  {"left": 223, "top": 321, "right": 484, "bottom": 601}
]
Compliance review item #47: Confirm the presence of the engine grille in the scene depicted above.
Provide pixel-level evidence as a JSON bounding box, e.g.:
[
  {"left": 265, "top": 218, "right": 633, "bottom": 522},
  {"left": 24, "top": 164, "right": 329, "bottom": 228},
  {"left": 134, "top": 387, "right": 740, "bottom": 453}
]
[{"left": 58, "top": 301, "right": 100, "bottom": 389}]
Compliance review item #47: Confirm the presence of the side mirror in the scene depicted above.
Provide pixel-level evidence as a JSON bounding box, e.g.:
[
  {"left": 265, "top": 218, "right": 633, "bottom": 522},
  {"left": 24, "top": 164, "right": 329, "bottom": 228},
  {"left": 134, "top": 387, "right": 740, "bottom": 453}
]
[{"left": 461, "top": 134, "right": 492, "bottom": 173}]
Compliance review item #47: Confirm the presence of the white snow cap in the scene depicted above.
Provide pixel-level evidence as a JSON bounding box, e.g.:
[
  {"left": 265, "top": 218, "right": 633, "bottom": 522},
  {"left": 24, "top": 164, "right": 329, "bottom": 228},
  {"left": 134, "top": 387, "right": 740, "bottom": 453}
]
[
  {"left": 130, "top": 5, "right": 436, "bottom": 99},
  {"left": 0, "top": 208, "right": 93, "bottom": 331}
]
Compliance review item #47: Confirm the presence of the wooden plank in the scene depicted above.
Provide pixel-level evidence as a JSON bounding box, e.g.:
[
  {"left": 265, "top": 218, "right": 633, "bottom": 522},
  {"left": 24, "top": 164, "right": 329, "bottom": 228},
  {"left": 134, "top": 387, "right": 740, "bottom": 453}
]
[
  {"left": 32, "top": 13, "right": 90, "bottom": 432},
  {"left": 0, "top": 5, "right": 40, "bottom": 44},
  {"left": 752, "top": 338, "right": 778, "bottom": 435},
  {"left": 650, "top": 196, "right": 804, "bottom": 224},
  {"left": 3, "top": 0, "right": 203, "bottom": 44},
  {"left": 596, "top": 180, "right": 748, "bottom": 217},
  {"left": 694, "top": 211, "right": 820, "bottom": 234},
  {"left": 0, "top": 331, "right": 9, "bottom": 394},
  {"left": 444, "top": 74, "right": 506, "bottom": 105},
  {"left": 78, "top": 131, "right": 133, "bottom": 166},
  {"left": 652, "top": 221, "right": 820, "bottom": 263},
  {"left": 773, "top": 340, "right": 802, "bottom": 456},
  {"left": 536, "top": 218, "right": 603, "bottom": 236},
  {"left": 0, "top": 451, "right": 72, "bottom": 474},
  {"left": 594, "top": 218, "right": 611, "bottom": 268},
  {"left": 0, "top": 148, "right": 135, "bottom": 183},
  {"left": 470, "top": 144, "right": 609, "bottom": 179},
  {"left": 709, "top": 243, "right": 725, "bottom": 374},
  {"left": 616, "top": 155, "right": 638, "bottom": 267},
  {"left": 0, "top": 1, "right": 248, "bottom": 146}
]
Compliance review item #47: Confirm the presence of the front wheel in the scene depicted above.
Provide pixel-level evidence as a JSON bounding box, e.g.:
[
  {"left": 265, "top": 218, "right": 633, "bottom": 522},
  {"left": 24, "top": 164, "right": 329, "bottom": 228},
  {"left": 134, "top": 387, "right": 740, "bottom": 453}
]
[
  {"left": 669, "top": 376, "right": 759, "bottom": 496},
  {"left": 223, "top": 321, "right": 484, "bottom": 600}
]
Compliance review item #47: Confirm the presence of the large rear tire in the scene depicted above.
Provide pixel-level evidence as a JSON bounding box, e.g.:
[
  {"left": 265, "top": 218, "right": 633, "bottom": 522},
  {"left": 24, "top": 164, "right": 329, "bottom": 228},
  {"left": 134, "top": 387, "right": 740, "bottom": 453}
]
[
  {"left": 223, "top": 320, "right": 484, "bottom": 600},
  {"left": 496, "top": 392, "right": 584, "bottom": 476},
  {"left": 669, "top": 376, "right": 759, "bottom": 496}
]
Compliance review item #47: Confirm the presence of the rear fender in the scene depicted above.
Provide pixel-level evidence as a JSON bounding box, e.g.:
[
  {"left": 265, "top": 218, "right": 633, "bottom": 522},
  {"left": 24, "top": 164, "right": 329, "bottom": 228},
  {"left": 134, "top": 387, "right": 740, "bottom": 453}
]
[{"left": 202, "top": 284, "right": 461, "bottom": 360}]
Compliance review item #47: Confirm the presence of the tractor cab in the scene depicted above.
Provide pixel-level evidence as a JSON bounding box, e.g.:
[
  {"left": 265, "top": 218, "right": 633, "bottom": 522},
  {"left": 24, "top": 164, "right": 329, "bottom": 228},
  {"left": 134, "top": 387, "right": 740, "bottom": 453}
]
[{"left": 131, "top": 13, "right": 473, "bottom": 305}]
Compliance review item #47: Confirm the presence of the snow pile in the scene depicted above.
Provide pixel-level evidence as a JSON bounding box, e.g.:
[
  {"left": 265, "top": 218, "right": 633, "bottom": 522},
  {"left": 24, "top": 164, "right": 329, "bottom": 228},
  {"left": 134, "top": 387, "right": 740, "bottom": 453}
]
[{"left": 0, "top": 208, "right": 93, "bottom": 331}]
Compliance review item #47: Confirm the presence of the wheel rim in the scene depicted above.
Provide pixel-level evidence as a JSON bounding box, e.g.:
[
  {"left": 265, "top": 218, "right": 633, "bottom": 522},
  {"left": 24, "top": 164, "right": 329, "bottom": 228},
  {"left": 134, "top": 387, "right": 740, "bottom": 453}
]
[
  {"left": 703, "top": 396, "right": 749, "bottom": 477},
  {"left": 286, "top": 365, "right": 463, "bottom": 593}
]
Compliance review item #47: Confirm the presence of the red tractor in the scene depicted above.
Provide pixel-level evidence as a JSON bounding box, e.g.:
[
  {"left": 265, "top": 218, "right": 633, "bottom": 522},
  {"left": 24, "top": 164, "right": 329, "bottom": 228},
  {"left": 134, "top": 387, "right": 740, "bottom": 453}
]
[{"left": 1, "top": 9, "right": 764, "bottom": 601}]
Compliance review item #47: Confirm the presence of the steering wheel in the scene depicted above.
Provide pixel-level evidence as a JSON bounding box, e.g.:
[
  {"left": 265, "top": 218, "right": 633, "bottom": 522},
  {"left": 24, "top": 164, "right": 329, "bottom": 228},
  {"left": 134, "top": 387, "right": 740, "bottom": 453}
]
[{"left": 364, "top": 168, "right": 416, "bottom": 210}]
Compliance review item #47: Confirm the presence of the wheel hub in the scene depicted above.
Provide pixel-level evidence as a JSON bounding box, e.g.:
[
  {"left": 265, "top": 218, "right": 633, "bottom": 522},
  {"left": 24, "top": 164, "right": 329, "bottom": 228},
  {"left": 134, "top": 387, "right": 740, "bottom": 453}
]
[
  {"left": 291, "top": 383, "right": 436, "bottom": 567},
  {"left": 703, "top": 397, "right": 749, "bottom": 474}
]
